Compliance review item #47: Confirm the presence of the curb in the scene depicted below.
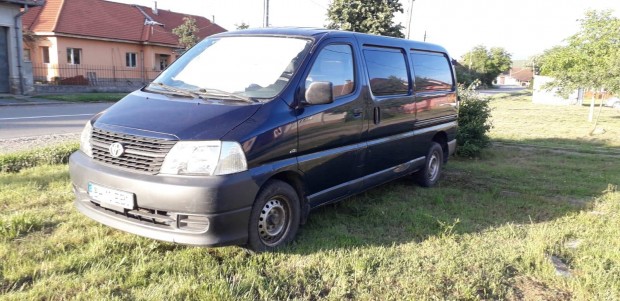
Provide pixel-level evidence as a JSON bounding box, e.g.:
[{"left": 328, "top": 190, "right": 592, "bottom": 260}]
[
  {"left": 0, "top": 100, "right": 114, "bottom": 107},
  {"left": 0, "top": 101, "right": 68, "bottom": 106}
]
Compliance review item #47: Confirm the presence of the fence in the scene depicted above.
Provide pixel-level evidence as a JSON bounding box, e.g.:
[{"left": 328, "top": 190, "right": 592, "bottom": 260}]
[{"left": 32, "top": 63, "right": 163, "bottom": 87}]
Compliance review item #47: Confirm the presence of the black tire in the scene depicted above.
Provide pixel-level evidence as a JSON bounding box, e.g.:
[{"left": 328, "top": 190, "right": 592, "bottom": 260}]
[
  {"left": 414, "top": 142, "right": 444, "bottom": 187},
  {"left": 246, "top": 180, "right": 300, "bottom": 252}
]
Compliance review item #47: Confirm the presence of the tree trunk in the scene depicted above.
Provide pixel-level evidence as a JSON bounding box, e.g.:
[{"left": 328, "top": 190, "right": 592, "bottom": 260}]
[
  {"left": 590, "top": 93, "right": 605, "bottom": 135},
  {"left": 588, "top": 93, "right": 595, "bottom": 122}
]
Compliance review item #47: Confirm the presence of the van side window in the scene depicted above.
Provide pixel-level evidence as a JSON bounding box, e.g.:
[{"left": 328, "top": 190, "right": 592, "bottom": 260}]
[
  {"left": 306, "top": 44, "right": 355, "bottom": 98},
  {"left": 363, "top": 48, "right": 409, "bottom": 96},
  {"left": 411, "top": 52, "right": 454, "bottom": 92}
]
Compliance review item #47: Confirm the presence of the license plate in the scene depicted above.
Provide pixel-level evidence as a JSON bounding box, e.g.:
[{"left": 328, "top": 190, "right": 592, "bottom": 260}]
[{"left": 88, "top": 182, "right": 135, "bottom": 210}]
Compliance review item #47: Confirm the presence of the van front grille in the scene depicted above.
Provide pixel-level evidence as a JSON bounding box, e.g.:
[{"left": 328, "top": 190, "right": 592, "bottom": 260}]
[{"left": 91, "top": 128, "right": 177, "bottom": 174}]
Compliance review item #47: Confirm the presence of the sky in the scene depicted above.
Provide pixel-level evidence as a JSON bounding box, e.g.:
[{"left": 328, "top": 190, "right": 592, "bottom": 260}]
[{"left": 108, "top": 0, "right": 620, "bottom": 60}]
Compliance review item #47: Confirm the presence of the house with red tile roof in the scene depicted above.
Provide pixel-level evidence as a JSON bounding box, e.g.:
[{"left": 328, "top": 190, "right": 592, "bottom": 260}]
[
  {"left": 496, "top": 67, "right": 534, "bottom": 87},
  {"left": 22, "top": 0, "right": 226, "bottom": 86}
]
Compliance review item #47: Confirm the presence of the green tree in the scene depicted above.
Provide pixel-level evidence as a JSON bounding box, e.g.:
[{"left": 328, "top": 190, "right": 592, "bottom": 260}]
[
  {"left": 539, "top": 10, "right": 620, "bottom": 96},
  {"left": 235, "top": 22, "right": 250, "bottom": 30},
  {"left": 539, "top": 10, "right": 620, "bottom": 123},
  {"left": 327, "top": 0, "right": 405, "bottom": 38},
  {"left": 460, "top": 45, "right": 512, "bottom": 86},
  {"left": 172, "top": 16, "right": 199, "bottom": 50}
]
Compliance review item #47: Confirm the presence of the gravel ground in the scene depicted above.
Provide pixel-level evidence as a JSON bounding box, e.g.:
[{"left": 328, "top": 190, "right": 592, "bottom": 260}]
[{"left": 0, "top": 133, "right": 80, "bottom": 154}]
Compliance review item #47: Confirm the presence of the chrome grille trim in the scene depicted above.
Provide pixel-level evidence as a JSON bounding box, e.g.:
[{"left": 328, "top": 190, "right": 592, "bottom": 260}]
[{"left": 91, "top": 127, "right": 177, "bottom": 174}]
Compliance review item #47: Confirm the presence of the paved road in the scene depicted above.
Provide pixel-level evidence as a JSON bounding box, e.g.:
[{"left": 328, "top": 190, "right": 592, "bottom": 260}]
[
  {"left": 477, "top": 85, "right": 526, "bottom": 96},
  {"left": 0, "top": 103, "right": 112, "bottom": 139}
]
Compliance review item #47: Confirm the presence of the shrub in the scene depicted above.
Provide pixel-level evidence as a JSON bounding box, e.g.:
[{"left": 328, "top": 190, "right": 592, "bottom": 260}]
[
  {"left": 456, "top": 82, "right": 493, "bottom": 157},
  {"left": 0, "top": 142, "right": 79, "bottom": 173}
]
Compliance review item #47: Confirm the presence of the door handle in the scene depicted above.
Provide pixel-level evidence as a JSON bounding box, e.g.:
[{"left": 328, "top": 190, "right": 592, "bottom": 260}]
[
  {"left": 373, "top": 107, "right": 381, "bottom": 124},
  {"left": 352, "top": 108, "right": 363, "bottom": 118}
]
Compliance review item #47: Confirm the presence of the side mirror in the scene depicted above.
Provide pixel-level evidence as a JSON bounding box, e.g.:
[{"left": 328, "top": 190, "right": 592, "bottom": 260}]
[{"left": 305, "top": 81, "right": 334, "bottom": 105}]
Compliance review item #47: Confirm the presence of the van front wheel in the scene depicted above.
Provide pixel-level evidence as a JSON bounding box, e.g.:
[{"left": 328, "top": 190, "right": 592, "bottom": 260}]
[
  {"left": 246, "top": 180, "right": 300, "bottom": 252},
  {"left": 414, "top": 142, "right": 444, "bottom": 187}
]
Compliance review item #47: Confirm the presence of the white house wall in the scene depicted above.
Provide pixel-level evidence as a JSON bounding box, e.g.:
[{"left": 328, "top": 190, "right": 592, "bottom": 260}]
[{"left": 0, "top": 3, "right": 20, "bottom": 93}]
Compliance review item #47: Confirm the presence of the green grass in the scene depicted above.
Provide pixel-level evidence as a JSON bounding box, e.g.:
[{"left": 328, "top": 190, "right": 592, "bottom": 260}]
[
  {"left": 37, "top": 93, "right": 128, "bottom": 103},
  {"left": 1, "top": 96, "right": 620, "bottom": 299},
  {"left": 489, "top": 94, "right": 620, "bottom": 152}
]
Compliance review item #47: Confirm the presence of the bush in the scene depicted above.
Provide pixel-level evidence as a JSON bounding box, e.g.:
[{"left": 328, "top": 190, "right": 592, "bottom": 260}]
[
  {"left": 456, "top": 83, "right": 492, "bottom": 157},
  {"left": 0, "top": 142, "right": 79, "bottom": 173}
]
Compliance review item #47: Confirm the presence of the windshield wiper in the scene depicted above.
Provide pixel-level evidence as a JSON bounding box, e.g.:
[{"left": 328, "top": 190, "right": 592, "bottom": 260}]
[
  {"left": 196, "top": 88, "right": 257, "bottom": 103},
  {"left": 147, "top": 82, "right": 201, "bottom": 99}
]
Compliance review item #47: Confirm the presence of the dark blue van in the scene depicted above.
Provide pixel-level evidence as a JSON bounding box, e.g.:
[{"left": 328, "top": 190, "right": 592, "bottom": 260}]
[{"left": 69, "top": 28, "right": 458, "bottom": 252}]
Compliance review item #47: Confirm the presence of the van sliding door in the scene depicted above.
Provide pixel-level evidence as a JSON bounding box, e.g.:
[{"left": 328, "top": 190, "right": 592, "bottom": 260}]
[{"left": 361, "top": 46, "right": 417, "bottom": 180}]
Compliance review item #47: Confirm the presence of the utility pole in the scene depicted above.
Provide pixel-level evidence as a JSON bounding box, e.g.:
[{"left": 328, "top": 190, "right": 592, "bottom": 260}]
[
  {"left": 263, "top": 0, "right": 270, "bottom": 27},
  {"left": 406, "top": 0, "right": 415, "bottom": 39}
]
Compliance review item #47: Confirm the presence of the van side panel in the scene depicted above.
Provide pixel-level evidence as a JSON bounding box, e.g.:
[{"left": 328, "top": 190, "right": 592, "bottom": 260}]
[
  {"left": 410, "top": 50, "right": 458, "bottom": 155},
  {"left": 361, "top": 46, "right": 420, "bottom": 177}
]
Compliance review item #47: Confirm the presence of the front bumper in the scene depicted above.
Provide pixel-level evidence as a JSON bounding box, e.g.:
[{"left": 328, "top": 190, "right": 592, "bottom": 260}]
[{"left": 69, "top": 151, "right": 260, "bottom": 246}]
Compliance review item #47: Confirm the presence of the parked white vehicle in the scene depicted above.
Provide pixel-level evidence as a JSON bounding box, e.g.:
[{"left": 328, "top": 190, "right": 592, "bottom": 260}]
[{"left": 605, "top": 97, "right": 620, "bottom": 109}]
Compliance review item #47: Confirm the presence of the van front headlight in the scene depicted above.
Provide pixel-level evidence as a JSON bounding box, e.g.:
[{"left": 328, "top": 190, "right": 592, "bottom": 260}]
[
  {"left": 80, "top": 121, "right": 93, "bottom": 157},
  {"left": 159, "top": 141, "right": 248, "bottom": 176}
]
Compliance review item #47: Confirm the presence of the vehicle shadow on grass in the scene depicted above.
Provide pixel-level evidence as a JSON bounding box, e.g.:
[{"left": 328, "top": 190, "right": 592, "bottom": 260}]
[{"left": 282, "top": 138, "right": 620, "bottom": 255}]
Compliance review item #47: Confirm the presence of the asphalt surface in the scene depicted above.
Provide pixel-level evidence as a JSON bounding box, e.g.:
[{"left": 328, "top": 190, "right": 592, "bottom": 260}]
[
  {"left": 0, "top": 103, "right": 112, "bottom": 139},
  {"left": 477, "top": 85, "right": 526, "bottom": 95}
]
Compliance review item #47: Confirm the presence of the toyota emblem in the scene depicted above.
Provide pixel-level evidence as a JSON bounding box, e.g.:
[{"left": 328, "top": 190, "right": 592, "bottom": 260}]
[{"left": 109, "top": 142, "right": 125, "bottom": 158}]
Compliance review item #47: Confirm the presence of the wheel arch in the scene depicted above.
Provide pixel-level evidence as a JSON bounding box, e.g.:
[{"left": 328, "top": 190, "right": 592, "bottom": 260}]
[
  {"left": 432, "top": 131, "right": 449, "bottom": 163},
  {"left": 264, "top": 171, "right": 309, "bottom": 224}
]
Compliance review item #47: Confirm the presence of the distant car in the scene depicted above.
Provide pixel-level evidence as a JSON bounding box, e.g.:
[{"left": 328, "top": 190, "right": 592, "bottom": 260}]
[{"left": 605, "top": 97, "right": 620, "bottom": 109}]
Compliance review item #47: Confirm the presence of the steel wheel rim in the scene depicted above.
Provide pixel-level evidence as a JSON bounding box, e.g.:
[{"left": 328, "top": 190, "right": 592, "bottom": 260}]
[
  {"left": 427, "top": 152, "right": 440, "bottom": 182},
  {"left": 258, "top": 197, "right": 289, "bottom": 246}
]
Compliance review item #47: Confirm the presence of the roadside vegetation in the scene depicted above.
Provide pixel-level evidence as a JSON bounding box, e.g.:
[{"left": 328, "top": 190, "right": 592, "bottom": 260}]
[
  {"left": 37, "top": 93, "right": 127, "bottom": 103},
  {"left": 1, "top": 94, "right": 619, "bottom": 299},
  {"left": 0, "top": 143, "right": 78, "bottom": 173}
]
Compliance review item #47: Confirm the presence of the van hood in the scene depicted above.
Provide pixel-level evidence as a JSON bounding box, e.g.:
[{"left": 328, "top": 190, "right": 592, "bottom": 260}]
[{"left": 94, "top": 91, "right": 261, "bottom": 140}]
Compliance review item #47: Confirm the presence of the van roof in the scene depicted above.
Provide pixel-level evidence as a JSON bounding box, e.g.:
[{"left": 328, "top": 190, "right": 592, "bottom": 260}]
[{"left": 214, "top": 27, "right": 450, "bottom": 55}]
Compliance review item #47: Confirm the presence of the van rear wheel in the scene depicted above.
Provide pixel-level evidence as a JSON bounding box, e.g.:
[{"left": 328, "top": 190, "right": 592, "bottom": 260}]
[
  {"left": 246, "top": 180, "right": 300, "bottom": 252},
  {"left": 414, "top": 142, "right": 443, "bottom": 187}
]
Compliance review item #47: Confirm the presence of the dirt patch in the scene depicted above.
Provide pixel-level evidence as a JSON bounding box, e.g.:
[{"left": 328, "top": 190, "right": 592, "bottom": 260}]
[{"left": 509, "top": 276, "right": 572, "bottom": 301}]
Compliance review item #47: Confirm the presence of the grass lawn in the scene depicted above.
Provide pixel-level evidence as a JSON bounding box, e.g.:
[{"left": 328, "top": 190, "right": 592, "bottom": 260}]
[
  {"left": 489, "top": 92, "right": 620, "bottom": 153},
  {"left": 1, "top": 95, "right": 619, "bottom": 300},
  {"left": 37, "top": 93, "right": 128, "bottom": 103}
]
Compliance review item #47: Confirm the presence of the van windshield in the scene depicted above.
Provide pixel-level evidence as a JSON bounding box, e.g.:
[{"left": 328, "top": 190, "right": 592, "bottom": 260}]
[{"left": 149, "top": 36, "right": 312, "bottom": 100}]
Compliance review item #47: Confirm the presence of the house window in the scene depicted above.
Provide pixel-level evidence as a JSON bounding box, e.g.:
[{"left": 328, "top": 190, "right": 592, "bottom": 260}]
[
  {"left": 126, "top": 52, "right": 137, "bottom": 68},
  {"left": 156, "top": 54, "right": 170, "bottom": 71},
  {"left": 23, "top": 49, "right": 31, "bottom": 62},
  {"left": 42, "top": 46, "right": 50, "bottom": 64},
  {"left": 67, "top": 48, "right": 82, "bottom": 64}
]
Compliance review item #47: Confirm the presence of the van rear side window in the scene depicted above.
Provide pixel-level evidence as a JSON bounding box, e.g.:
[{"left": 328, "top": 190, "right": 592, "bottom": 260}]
[
  {"left": 411, "top": 51, "right": 454, "bottom": 92},
  {"left": 363, "top": 48, "right": 409, "bottom": 96}
]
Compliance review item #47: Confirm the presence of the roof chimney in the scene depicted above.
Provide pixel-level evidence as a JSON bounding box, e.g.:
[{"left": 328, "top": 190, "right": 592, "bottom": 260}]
[{"left": 152, "top": 1, "right": 158, "bottom": 15}]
